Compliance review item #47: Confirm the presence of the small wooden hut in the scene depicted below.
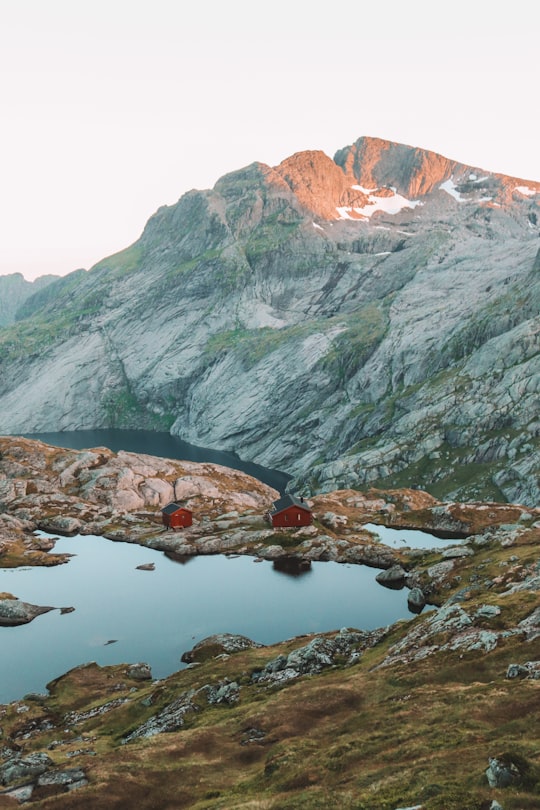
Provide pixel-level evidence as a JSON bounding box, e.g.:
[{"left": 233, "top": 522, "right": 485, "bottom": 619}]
[
  {"left": 161, "top": 502, "right": 193, "bottom": 530},
  {"left": 269, "top": 495, "right": 312, "bottom": 528}
]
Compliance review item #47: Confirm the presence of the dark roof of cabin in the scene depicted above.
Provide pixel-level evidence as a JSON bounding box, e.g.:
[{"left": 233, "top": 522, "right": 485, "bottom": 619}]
[
  {"left": 271, "top": 494, "right": 311, "bottom": 514},
  {"left": 162, "top": 502, "right": 191, "bottom": 515}
]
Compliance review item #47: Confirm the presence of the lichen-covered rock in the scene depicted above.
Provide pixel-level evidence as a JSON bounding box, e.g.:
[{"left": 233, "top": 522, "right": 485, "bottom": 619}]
[
  {"left": 123, "top": 690, "right": 199, "bottom": 741},
  {"left": 0, "top": 752, "right": 53, "bottom": 786},
  {"left": 506, "top": 661, "right": 540, "bottom": 679},
  {"left": 407, "top": 587, "right": 426, "bottom": 613},
  {"left": 36, "top": 767, "right": 87, "bottom": 789},
  {"left": 252, "top": 628, "right": 385, "bottom": 685},
  {"left": 127, "top": 663, "right": 152, "bottom": 681},
  {"left": 181, "top": 633, "right": 264, "bottom": 664},
  {"left": 257, "top": 544, "right": 286, "bottom": 560},
  {"left": 441, "top": 545, "right": 474, "bottom": 558},
  {"left": 376, "top": 565, "right": 407, "bottom": 587},
  {"left": 426, "top": 560, "right": 455, "bottom": 583},
  {"left": 0, "top": 598, "right": 55, "bottom": 627},
  {"left": 485, "top": 756, "right": 522, "bottom": 788},
  {"left": 204, "top": 681, "right": 240, "bottom": 705}
]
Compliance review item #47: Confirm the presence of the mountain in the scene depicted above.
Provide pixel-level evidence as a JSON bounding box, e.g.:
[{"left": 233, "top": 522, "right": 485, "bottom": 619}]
[
  {"left": 0, "top": 272, "right": 59, "bottom": 327},
  {"left": 0, "top": 136, "right": 538, "bottom": 505}
]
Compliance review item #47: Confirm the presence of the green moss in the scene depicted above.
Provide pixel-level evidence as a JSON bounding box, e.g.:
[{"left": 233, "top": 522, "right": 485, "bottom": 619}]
[
  {"left": 91, "top": 242, "right": 144, "bottom": 278},
  {"left": 102, "top": 388, "right": 142, "bottom": 426},
  {"left": 0, "top": 315, "right": 76, "bottom": 366},
  {"left": 203, "top": 322, "right": 309, "bottom": 368},
  {"left": 202, "top": 305, "right": 389, "bottom": 374},
  {"left": 318, "top": 304, "right": 389, "bottom": 382},
  {"left": 244, "top": 215, "right": 302, "bottom": 261},
  {"left": 164, "top": 248, "right": 222, "bottom": 280}
]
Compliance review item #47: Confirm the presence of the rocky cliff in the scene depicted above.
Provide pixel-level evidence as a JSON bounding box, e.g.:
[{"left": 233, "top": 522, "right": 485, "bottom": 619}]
[
  {"left": 0, "top": 136, "right": 538, "bottom": 505},
  {"left": 0, "top": 272, "right": 58, "bottom": 327}
]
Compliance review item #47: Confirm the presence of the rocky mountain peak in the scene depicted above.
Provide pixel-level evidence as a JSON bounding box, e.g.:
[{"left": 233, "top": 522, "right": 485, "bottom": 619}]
[
  {"left": 272, "top": 150, "right": 357, "bottom": 219},
  {"left": 334, "top": 135, "right": 459, "bottom": 198},
  {"left": 247, "top": 135, "right": 540, "bottom": 224}
]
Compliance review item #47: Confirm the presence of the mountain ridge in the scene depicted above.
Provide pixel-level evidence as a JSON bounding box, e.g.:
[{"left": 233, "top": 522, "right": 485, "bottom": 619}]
[{"left": 0, "top": 135, "right": 538, "bottom": 506}]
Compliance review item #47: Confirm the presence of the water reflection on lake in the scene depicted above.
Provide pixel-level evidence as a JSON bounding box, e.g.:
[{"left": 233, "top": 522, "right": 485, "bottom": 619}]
[
  {"left": 362, "top": 523, "right": 467, "bottom": 549},
  {"left": 0, "top": 534, "right": 413, "bottom": 704}
]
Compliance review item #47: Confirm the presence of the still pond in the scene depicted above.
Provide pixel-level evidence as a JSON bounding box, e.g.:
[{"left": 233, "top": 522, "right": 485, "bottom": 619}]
[
  {"left": 1, "top": 534, "right": 416, "bottom": 704},
  {"left": 1, "top": 430, "right": 453, "bottom": 704}
]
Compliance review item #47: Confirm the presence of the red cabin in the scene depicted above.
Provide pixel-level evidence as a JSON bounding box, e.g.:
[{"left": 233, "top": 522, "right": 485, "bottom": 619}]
[
  {"left": 270, "top": 495, "right": 312, "bottom": 528},
  {"left": 161, "top": 502, "right": 193, "bottom": 530}
]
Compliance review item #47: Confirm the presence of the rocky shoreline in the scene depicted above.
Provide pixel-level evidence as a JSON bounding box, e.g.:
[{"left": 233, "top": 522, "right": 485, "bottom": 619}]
[
  {"left": 1, "top": 436, "right": 539, "bottom": 808},
  {"left": 1, "top": 435, "right": 538, "bottom": 621}
]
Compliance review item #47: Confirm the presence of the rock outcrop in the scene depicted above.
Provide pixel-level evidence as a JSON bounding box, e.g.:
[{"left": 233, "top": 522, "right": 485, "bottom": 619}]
[
  {"left": 0, "top": 272, "right": 58, "bottom": 327},
  {"left": 0, "top": 597, "right": 56, "bottom": 627},
  {"left": 0, "top": 436, "right": 279, "bottom": 532}
]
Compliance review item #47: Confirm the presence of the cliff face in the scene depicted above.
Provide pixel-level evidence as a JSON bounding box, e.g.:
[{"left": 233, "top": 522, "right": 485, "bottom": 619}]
[
  {"left": 0, "top": 272, "right": 58, "bottom": 327},
  {"left": 0, "top": 136, "right": 539, "bottom": 505}
]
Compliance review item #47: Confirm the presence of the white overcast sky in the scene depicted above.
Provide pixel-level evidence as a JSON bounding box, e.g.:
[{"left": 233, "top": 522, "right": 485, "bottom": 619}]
[{"left": 1, "top": 0, "right": 538, "bottom": 281}]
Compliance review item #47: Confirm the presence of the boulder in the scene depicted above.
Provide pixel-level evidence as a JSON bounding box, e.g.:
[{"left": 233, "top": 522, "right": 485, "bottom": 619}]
[
  {"left": 0, "top": 752, "right": 53, "bottom": 786},
  {"left": 37, "top": 516, "right": 82, "bottom": 535},
  {"left": 252, "top": 628, "right": 384, "bottom": 685},
  {"left": 204, "top": 681, "right": 240, "bottom": 705},
  {"left": 407, "top": 587, "right": 426, "bottom": 614},
  {"left": 36, "top": 768, "right": 87, "bottom": 789},
  {"left": 127, "top": 663, "right": 152, "bottom": 681},
  {"left": 376, "top": 565, "right": 407, "bottom": 588},
  {"left": 0, "top": 598, "right": 56, "bottom": 627},
  {"left": 506, "top": 661, "right": 540, "bottom": 680},
  {"left": 181, "top": 633, "right": 264, "bottom": 664},
  {"left": 485, "top": 756, "right": 521, "bottom": 788},
  {"left": 123, "top": 690, "right": 199, "bottom": 741}
]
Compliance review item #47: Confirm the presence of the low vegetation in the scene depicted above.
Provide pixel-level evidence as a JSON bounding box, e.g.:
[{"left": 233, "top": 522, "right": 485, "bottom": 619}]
[{"left": 0, "top": 450, "right": 538, "bottom": 807}]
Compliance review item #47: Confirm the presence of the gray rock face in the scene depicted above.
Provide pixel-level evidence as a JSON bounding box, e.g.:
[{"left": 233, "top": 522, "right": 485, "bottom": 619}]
[
  {"left": 127, "top": 662, "right": 153, "bottom": 680},
  {"left": 485, "top": 757, "right": 522, "bottom": 788},
  {"left": 252, "top": 628, "right": 386, "bottom": 686},
  {"left": 0, "top": 272, "right": 58, "bottom": 327},
  {"left": 0, "top": 752, "right": 53, "bottom": 785},
  {"left": 0, "top": 138, "right": 538, "bottom": 505},
  {"left": 407, "top": 588, "right": 426, "bottom": 614},
  {"left": 375, "top": 565, "right": 407, "bottom": 587},
  {"left": 123, "top": 689, "right": 200, "bottom": 741},
  {"left": 36, "top": 767, "right": 88, "bottom": 789},
  {"left": 0, "top": 598, "right": 55, "bottom": 627},
  {"left": 181, "top": 633, "right": 265, "bottom": 663}
]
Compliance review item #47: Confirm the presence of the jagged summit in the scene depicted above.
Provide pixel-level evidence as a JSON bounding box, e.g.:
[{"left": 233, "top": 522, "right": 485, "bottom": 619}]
[{"left": 266, "top": 135, "right": 540, "bottom": 222}]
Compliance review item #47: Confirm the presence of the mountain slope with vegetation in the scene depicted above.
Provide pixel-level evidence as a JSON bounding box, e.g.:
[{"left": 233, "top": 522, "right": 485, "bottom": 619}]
[
  {"left": 0, "top": 136, "right": 538, "bottom": 505},
  {"left": 0, "top": 273, "right": 58, "bottom": 327}
]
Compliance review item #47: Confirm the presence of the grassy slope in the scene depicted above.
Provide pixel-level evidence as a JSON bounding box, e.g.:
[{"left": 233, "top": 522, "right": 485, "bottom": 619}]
[{"left": 1, "top": 523, "right": 538, "bottom": 809}]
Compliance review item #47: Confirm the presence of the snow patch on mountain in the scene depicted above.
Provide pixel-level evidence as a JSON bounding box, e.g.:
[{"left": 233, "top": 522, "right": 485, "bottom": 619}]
[
  {"left": 440, "top": 177, "right": 493, "bottom": 203},
  {"left": 336, "top": 186, "right": 423, "bottom": 220},
  {"left": 515, "top": 185, "right": 537, "bottom": 196}
]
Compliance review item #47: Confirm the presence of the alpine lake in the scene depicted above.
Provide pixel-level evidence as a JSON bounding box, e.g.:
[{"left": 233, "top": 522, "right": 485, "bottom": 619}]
[{"left": 1, "top": 430, "right": 452, "bottom": 704}]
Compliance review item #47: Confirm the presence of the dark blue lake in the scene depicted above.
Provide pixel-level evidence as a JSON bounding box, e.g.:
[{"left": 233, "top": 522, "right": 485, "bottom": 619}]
[
  {"left": 0, "top": 429, "right": 448, "bottom": 705},
  {"left": 0, "top": 534, "right": 413, "bottom": 704}
]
